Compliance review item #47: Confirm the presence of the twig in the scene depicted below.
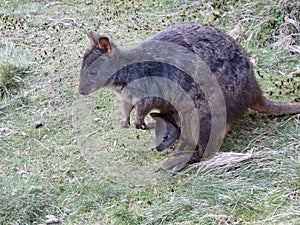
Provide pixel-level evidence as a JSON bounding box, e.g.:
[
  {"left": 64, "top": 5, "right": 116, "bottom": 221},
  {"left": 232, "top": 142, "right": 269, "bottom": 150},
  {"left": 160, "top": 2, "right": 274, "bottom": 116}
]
[{"left": 81, "top": 128, "right": 103, "bottom": 144}]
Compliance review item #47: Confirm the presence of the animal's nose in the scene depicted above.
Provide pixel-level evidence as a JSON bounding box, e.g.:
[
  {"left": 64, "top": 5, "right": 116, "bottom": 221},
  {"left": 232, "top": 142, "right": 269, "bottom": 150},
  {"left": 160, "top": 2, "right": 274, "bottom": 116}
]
[{"left": 156, "top": 145, "right": 164, "bottom": 151}]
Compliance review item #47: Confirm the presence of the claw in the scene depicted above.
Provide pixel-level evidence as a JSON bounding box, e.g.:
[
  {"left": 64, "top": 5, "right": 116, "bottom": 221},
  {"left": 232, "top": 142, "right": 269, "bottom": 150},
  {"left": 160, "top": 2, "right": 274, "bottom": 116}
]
[
  {"left": 135, "top": 116, "right": 146, "bottom": 129},
  {"left": 135, "top": 122, "right": 147, "bottom": 129},
  {"left": 135, "top": 121, "right": 156, "bottom": 130}
]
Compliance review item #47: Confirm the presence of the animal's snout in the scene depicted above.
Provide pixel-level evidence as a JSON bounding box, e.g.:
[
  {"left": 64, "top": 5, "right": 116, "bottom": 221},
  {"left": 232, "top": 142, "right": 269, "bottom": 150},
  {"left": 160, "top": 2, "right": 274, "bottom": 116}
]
[
  {"left": 156, "top": 144, "right": 165, "bottom": 151},
  {"left": 78, "top": 86, "right": 88, "bottom": 95}
]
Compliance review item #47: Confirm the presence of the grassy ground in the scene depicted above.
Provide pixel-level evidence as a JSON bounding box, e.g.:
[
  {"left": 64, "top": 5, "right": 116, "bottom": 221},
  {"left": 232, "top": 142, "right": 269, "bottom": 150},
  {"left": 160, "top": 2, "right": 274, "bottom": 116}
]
[{"left": 0, "top": 0, "right": 299, "bottom": 224}]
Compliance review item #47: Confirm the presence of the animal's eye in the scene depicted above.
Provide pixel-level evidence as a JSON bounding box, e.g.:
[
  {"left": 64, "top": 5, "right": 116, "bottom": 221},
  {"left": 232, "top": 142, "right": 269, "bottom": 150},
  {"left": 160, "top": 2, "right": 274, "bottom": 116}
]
[
  {"left": 162, "top": 134, "right": 169, "bottom": 140},
  {"left": 89, "top": 69, "right": 97, "bottom": 76}
]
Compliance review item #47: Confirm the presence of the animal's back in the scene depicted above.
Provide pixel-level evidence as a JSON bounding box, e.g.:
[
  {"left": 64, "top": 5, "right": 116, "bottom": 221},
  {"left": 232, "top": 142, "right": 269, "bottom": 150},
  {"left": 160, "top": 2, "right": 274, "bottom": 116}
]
[{"left": 150, "top": 22, "right": 261, "bottom": 123}]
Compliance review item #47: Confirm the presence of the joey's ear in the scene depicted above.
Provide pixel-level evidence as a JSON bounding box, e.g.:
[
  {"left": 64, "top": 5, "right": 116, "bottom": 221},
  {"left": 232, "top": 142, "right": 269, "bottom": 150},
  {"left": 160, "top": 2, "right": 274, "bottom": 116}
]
[
  {"left": 150, "top": 112, "right": 179, "bottom": 129},
  {"left": 98, "top": 36, "right": 114, "bottom": 53},
  {"left": 86, "top": 31, "right": 99, "bottom": 46}
]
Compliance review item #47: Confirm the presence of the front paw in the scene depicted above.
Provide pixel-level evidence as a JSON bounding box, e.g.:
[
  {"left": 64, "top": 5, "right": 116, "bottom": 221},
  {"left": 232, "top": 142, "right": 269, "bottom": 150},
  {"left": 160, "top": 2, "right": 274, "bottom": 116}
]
[
  {"left": 120, "top": 118, "right": 130, "bottom": 128},
  {"left": 135, "top": 120, "right": 147, "bottom": 130}
]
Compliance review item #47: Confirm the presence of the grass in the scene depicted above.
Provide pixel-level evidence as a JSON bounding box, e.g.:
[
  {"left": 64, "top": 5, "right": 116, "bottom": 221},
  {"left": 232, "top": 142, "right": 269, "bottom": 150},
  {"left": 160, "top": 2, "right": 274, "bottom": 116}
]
[
  {"left": 140, "top": 117, "right": 300, "bottom": 224},
  {"left": 0, "top": 0, "right": 299, "bottom": 224},
  {"left": 0, "top": 41, "right": 33, "bottom": 97}
]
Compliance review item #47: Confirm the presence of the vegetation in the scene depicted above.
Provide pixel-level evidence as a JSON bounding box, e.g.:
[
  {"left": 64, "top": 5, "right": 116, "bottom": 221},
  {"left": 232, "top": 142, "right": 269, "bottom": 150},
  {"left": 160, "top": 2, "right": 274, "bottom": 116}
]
[
  {"left": 0, "top": 41, "right": 32, "bottom": 97},
  {"left": 0, "top": 0, "right": 299, "bottom": 224}
]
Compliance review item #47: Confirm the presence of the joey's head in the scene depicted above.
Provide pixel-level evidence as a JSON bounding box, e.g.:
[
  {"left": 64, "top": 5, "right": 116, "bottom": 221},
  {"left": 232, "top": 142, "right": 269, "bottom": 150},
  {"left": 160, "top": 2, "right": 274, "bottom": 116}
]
[
  {"left": 151, "top": 113, "right": 180, "bottom": 151},
  {"left": 79, "top": 32, "right": 117, "bottom": 95}
]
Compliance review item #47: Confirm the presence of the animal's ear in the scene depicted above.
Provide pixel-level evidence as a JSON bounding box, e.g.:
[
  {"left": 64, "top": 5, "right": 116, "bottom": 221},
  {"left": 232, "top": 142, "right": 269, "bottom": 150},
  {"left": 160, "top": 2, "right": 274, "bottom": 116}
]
[
  {"left": 98, "top": 36, "right": 114, "bottom": 53},
  {"left": 86, "top": 31, "right": 99, "bottom": 46},
  {"left": 86, "top": 32, "right": 114, "bottom": 53}
]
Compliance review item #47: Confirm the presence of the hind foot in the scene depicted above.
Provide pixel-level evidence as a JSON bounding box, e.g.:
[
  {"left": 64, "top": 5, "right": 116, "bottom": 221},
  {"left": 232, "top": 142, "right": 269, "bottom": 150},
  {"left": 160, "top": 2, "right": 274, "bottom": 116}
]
[{"left": 156, "top": 156, "right": 191, "bottom": 176}]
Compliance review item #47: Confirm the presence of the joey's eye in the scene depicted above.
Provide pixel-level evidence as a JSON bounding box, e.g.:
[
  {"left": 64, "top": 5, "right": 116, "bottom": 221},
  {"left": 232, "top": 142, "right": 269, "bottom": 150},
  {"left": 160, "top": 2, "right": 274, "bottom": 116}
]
[
  {"left": 89, "top": 69, "right": 97, "bottom": 76},
  {"left": 162, "top": 134, "right": 169, "bottom": 141}
]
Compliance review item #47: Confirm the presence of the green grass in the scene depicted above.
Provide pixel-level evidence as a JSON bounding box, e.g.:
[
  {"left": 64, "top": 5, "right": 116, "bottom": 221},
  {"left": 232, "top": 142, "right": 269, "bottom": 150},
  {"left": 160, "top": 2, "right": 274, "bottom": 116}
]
[
  {"left": 0, "top": 0, "right": 299, "bottom": 224},
  {"left": 0, "top": 41, "right": 33, "bottom": 97}
]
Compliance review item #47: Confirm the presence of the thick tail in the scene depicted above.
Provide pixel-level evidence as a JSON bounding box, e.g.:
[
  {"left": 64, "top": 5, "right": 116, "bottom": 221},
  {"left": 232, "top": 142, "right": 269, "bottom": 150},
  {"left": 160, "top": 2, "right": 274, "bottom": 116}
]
[{"left": 250, "top": 96, "right": 300, "bottom": 115}]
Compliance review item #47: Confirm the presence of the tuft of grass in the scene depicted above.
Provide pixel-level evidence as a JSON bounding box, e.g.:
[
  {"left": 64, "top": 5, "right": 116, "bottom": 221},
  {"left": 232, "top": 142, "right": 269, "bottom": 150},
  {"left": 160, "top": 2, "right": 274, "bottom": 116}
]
[
  {"left": 0, "top": 64, "right": 27, "bottom": 97},
  {"left": 0, "top": 177, "right": 55, "bottom": 225},
  {"left": 0, "top": 41, "right": 33, "bottom": 97}
]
